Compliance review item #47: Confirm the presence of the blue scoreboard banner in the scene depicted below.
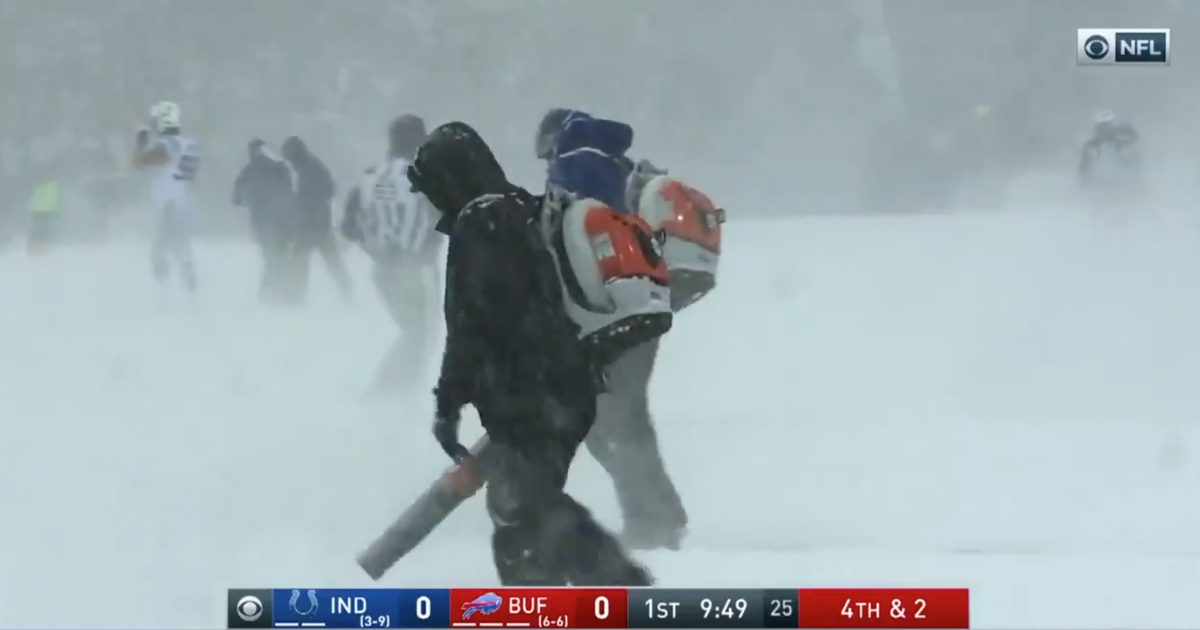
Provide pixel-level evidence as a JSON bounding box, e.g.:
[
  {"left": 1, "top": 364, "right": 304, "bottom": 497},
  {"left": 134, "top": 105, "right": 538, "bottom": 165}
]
[{"left": 228, "top": 588, "right": 450, "bottom": 629}]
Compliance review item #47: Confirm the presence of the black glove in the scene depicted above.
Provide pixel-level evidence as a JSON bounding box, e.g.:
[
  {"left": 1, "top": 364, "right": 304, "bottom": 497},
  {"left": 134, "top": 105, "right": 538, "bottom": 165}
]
[
  {"left": 432, "top": 412, "right": 471, "bottom": 463},
  {"left": 135, "top": 129, "right": 151, "bottom": 151}
]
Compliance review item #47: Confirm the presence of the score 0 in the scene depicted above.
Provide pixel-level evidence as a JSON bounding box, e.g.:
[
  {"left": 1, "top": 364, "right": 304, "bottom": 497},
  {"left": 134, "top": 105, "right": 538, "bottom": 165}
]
[{"left": 573, "top": 589, "right": 628, "bottom": 628}]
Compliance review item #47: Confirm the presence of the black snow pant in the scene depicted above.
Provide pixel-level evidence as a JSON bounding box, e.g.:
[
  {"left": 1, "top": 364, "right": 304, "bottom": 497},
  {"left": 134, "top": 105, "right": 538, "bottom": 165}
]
[
  {"left": 258, "top": 240, "right": 303, "bottom": 305},
  {"left": 483, "top": 395, "right": 653, "bottom": 587},
  {"left": 586, "top": 338, "right": 687, "bottom": 543},
  {"left": 366, "top": 257, "right": 439, "bottom": 396}
]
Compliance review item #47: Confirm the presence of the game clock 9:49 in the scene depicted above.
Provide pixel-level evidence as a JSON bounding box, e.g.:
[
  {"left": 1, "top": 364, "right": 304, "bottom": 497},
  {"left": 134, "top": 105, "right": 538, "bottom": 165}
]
[{"left": 701, "top": 597, "right": 749, "bottom": 621}]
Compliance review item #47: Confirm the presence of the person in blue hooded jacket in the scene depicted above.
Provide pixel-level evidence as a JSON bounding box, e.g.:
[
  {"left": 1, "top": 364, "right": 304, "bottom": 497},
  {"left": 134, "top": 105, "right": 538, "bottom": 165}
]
[
  {"left": 534, "top": 108, "right": 689, "bottom": 551},
  {"left": 537, "top": 108, "right": 635, "bottom": 212}
]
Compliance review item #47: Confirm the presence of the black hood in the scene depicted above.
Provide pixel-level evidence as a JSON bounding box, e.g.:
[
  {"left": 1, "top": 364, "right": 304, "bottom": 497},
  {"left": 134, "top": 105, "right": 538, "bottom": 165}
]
[
  {"left": 281, "top": 136, "right": 308, "bottom": 162},
  {"left": 406, "top": 122, "right": 511, "bottom": 234}
]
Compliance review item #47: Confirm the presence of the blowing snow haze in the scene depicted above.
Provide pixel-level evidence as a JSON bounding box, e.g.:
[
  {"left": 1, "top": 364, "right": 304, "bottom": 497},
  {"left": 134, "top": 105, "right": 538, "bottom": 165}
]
[{"left": 2, "top": 0, "right": 1200, "bottom": 628}]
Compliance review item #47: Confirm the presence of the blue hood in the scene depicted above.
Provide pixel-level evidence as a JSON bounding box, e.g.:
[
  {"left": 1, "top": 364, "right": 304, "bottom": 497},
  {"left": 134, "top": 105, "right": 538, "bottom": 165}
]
[
  {"left": 555, "top": 113, "right": 633, "bottom": 157},
  {"left": 547, "top": 112, "right": 635, "bottom": 211}
]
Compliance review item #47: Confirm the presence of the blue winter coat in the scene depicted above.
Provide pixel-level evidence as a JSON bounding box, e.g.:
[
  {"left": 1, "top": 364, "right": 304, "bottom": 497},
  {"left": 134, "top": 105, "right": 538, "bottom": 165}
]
[{"left": 546, "top": 112, "right": 634, "bottom": 212}]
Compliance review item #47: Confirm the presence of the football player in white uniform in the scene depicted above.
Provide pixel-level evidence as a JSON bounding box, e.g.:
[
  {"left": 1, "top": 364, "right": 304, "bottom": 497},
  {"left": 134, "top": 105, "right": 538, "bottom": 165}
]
[
  {"left": 133, "top": 101, "right": 201, "bottom": 292},
  {"left": 341, "top": 114, "right": 442, "bottom": 397}
]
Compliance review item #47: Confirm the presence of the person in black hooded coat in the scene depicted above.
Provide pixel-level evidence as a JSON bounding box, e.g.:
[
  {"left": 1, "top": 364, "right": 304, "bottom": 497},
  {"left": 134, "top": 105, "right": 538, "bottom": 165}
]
[
  {"left": 232, "top": 139, "right": 300, "bottom": 303},
  {"left": 280, "top": 135, "right": 353, "bottom": 301},
  {"left": 407, "top": 121, "right": 652, "bottom": 587}
]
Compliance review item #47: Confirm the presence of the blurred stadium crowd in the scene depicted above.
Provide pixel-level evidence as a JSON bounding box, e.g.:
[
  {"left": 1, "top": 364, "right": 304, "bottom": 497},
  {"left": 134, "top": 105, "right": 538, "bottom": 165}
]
[{"left": 0, "top": 0, "right": 1193, "bottom": 244}]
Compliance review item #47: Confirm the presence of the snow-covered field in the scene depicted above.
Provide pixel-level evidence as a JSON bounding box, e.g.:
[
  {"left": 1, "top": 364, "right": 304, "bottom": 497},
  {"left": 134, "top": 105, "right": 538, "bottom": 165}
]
[{"left": 3, "top": 209, "right": 1199, "bottom": 629}]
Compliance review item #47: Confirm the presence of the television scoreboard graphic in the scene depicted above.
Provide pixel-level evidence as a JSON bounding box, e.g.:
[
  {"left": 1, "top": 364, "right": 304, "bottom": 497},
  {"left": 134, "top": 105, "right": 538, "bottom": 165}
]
[{"left": 228, "top": 587, "right": 970, "bottom": 629}]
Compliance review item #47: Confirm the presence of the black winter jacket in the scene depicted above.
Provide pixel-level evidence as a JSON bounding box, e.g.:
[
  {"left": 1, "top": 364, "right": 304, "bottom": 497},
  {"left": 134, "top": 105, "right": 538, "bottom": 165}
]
[
  {"left": 408, "top": 122, "right": 598, "bottom": 446},
  {"left": 233, "top": 140, "right": 297, "bottom": 246},
  {"left": 281, "top": 136, "right": 337, "bottom": 240}
]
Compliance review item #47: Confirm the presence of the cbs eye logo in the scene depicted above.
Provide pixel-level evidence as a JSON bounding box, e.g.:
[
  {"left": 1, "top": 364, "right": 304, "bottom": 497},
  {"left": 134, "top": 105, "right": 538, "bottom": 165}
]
[
  {"left": 237, "top": 595, "right": 265, "bottom": 622},
  {"left": 1084, "top": 34, "right": 1111, "bottom": 60}
]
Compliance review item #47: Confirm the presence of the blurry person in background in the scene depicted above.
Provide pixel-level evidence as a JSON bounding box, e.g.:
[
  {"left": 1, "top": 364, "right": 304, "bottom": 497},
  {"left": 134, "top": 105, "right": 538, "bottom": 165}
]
[
  {"left": 342, "top": 114, "right": 441, "bottom": 399},
  {"left": 1079, "top": 109, "right": 1141, "bottom": 184},
  {"left": 133, "top": 101, "right": 202, "bottom": 293},
  {"left": 25, "top": 172, "right": 61, "bottom": 256},
  {"left": 233, "top": 139, "right": 300, "bottom": 304},
  {"left": 1079, "top": 109, "right": 1142, "bottom": 211},
  {"left": 281, "top": 135, "right": 352, "bottom": 302}
]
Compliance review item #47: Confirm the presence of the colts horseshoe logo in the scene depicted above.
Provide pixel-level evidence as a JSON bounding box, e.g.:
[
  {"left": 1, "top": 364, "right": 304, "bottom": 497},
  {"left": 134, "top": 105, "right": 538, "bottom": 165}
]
[{"left": 289, "top": 589, "right": 319, "bottom": 618}]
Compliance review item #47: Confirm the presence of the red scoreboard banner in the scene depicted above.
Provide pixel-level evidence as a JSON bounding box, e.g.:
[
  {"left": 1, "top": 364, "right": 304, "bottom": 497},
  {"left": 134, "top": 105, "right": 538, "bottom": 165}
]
[
  {"left": 796, "top": 588, "right": 970, "bottom": 629},
  {"left": 227, "top": 586, "right": 969, "bottom": 629},
  {"left": 451, "top": 588, "right": 627, "bottom": 628}
]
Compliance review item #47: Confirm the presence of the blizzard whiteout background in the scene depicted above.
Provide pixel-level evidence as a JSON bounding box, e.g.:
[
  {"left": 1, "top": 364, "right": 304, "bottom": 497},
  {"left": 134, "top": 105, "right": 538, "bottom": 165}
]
[{"left": 2, "top": 0, "right": 1200, "bottom": 628}]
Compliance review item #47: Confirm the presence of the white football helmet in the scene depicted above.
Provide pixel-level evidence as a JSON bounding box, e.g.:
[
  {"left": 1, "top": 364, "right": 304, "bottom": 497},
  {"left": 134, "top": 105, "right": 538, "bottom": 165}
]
[
  {"left": 1093, "top": 109, "right": 1117, "bottom": 125},
  {"left": 149, "top": 101, "right": 181, "bottom": 132}
]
